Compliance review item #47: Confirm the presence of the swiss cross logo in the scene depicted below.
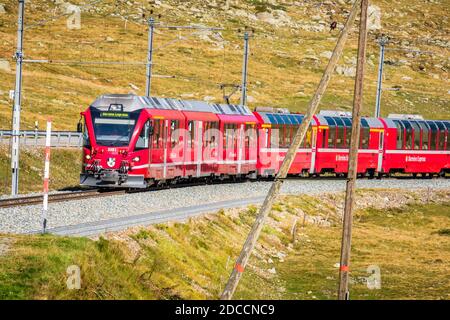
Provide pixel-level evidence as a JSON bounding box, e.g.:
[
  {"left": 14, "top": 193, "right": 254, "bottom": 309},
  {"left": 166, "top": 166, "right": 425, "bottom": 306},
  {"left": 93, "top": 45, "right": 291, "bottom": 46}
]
[{"left": 107, "top": 158, "right": 116, "bottom": 167}]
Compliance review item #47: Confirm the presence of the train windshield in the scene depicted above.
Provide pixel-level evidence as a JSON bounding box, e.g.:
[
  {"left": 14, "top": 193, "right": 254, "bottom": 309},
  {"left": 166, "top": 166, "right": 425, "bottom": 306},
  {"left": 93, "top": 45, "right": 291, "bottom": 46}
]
[{"left": 93, "top": 117, "right": 136, "bottom": 147}]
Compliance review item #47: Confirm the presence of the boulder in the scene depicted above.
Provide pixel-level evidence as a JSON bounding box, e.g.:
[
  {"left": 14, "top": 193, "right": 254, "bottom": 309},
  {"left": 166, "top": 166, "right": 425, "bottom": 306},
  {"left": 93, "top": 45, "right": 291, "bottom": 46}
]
[
  {"left": 368, "top": 5, "right": 382, "bottom": 30},
  {"left": 0, "top": 4, "right": 6, "bottom": 14},
  {"left": 0, "top": 59, "right": 11, "bottom": 72},
  {"left": 335, "top": 65, "right": 356, "bottom": 77}
]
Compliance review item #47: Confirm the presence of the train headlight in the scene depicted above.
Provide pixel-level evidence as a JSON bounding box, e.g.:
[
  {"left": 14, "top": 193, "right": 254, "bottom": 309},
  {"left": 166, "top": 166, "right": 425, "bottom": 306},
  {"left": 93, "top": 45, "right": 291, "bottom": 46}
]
[
  {"left": 132, "top": 156, "right": 140, "bottom": 162},
  {"left": 85, "top": 154, "right": 91, "bottom": 160}
]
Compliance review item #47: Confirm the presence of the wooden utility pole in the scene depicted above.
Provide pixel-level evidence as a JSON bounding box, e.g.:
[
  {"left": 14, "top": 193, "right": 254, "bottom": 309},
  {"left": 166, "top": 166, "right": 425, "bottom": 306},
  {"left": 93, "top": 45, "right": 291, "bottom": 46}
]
[
  {"left": 220, "top": 0, "right": 363, "bottom": 300},
  {"left": 337, "top": 0, "right": 369, "bottom": 300}
]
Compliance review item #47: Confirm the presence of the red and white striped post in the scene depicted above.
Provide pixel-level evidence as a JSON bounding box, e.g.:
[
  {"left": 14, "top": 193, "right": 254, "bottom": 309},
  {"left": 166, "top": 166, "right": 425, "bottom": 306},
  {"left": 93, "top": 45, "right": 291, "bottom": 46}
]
[{"left": 42, "top": 119, "right": 52, "bottom": 234}]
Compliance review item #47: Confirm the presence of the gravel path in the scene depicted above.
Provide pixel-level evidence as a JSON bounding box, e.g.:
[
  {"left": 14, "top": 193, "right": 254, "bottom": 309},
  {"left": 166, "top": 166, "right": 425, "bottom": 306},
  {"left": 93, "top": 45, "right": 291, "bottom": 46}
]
[{"left": 1, "top": 179, "right": 449, "bottom": 234}]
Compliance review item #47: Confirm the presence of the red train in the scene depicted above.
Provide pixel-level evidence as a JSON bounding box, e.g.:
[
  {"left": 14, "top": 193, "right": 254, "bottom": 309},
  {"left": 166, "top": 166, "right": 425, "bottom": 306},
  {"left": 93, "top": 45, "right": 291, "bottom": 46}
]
[{"left": 78, "top": 94, "right": 450, "bottom": 188}]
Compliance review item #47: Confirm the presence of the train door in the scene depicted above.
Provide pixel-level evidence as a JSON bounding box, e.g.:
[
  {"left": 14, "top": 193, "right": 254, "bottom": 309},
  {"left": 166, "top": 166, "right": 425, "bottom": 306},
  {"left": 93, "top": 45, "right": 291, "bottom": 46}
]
[
  {"left": 185, "top": 120, "right": 197, "bottom": 177},
  {"left": 244, "top": 123, "right": 257, "bottom": 174},
  {"left": 196, "top": 121, "right": 203, "bottom": 177},
  {"left": 202, "top": 121, "right": 219, "bottom": 175},
  {"left": 149, "top": 118, "right": 167, "bottom": 180},
  {"left": 237, "top": 123, "right": 244, "bottom": 174},
  {"left": 309, "top": 126, "right": 317, "bottom": 174},
  {"left": 377, "top": 130, "right": 384, "bottom": 173},
  {"left": 167, "top": 119, "right": 183, "bottom": 178}
]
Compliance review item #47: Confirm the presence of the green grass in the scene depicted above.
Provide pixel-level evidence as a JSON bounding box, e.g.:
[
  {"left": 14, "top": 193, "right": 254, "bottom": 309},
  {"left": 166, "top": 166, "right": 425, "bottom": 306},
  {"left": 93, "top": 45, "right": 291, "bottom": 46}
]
[
  {"left": 1, "top": 190, "right": 449, "bottom": 300},
  {"left": 0, "top": 146, "right": 81, "bottom": 194}
]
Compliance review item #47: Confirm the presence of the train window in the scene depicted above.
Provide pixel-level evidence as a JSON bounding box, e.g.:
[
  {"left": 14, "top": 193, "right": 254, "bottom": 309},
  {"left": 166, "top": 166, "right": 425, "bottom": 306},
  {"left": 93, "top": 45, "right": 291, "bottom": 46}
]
[
  {"left": 411, "top": 121, "right": 421, "bottom": 150},
  {"left": 328, "top": 125, "right": 336, "bottom": 148},
  {"left": 345, "top": 126, "right": 352, "bottom": 147},
  {"left": 403, "top": 121, "right": 413, "bottom": 150},
  {"left": 428, "top": 121, "right": 438, "bottom": 150},
  {"left": 334, "top": 118, "right": 345, "bottom": 148},
  {"left": 151, "top": 119, "right": 163, "bottom": 149},
  {"left": 418, "top": 121, "right": 429, "bottom": 150},
  {"left": 360, "top": 127, "right": 370, "bottom": 149},
  {"left": 325, "top": 117, "right": 336, "bottom": 148},
  {"left": 204, "top": 122, "right": 219, "bottom": 148},
  {"left": 322, "top": 129, "right": 327, "bottom": 148},
  {"left": 135, "top": 121, "right": 150, "bottom": 150},
  {"left": 271, "top": 124, "right": 280, "bottom": 148},
  {"left": 284, "top": 125, "right": 293, "bottom": 147},
  {"left": 436, "top": 122, "right": 446, "bottom": 150},
  {"left": 187, "top": 121, "right": 195, "bottom": 148},
  {"left": 446, "top": 122, "right": 450, "bottom": 151},
  {"left": 394, "top": 120, "right": 404, "bottom": 149},
  {"left": 170, "top": 120, "right": 180, "bottom": 148},
  {"left": 245, "top": 124, "right": 256, "bottom": 149},
  {"left": 305, "top": 126, "right": 312, "bottom": 148},
  {"left": 82, "top": 121, "right": 90, "bottom": 148},
  {"left": 224, "top": 123, "right": 238, "bottom": 150}
]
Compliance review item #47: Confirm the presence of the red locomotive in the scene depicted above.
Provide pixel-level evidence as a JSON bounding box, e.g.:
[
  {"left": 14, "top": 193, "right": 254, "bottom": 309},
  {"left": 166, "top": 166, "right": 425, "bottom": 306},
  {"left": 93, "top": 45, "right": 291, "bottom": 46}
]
[{"left": 78, "top": 94, "right": 449, "bottom": 188}]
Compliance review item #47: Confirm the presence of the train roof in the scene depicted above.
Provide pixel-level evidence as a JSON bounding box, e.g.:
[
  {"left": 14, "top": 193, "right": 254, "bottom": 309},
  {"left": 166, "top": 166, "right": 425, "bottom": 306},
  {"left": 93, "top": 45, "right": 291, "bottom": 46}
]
[
  {"left": 384, "top": 117, "right": 450, "bottom": 129},
  {"left": 315, "top": 114, "right": 384, "bottom": 128},
  {"left": 255, "top": 112, "right": 317, "bottom": 126},
  {"left": 90, "top": 94, "right": 253, "bottom": 116}
]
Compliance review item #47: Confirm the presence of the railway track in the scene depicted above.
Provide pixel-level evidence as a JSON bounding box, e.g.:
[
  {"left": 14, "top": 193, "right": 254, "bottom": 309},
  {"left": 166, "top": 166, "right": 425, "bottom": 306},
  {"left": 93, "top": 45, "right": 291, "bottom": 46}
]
[
  {"left": 1, "top": 175, "right": 447, "bottom": 209},
  {"left": 0, "top": 189, "right": 126, "bottom": 209}
]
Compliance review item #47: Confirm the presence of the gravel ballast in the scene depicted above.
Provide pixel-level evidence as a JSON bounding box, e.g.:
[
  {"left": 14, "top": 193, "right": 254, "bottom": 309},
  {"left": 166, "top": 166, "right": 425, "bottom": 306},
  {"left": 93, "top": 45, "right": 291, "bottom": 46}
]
[{"left": 1, "top": 179, "right": 449, "bottom": 234}]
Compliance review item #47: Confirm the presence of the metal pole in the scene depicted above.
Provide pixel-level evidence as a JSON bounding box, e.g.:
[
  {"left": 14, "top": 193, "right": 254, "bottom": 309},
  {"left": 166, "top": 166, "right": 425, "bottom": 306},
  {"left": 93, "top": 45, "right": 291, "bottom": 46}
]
[
  {"left": 42, "top": 119, "right": 52, "bottom": 234},
  {"left": 240, "top": 32, "right": 250, "bottom": 106},
  {"left": 145, "top": 17, "right": 155, "bottom": 97},
  {"left": 220, "top": 0, "right": 362, "bottom": 300},
  {"left": 11, "top": 0, "right": 25, "bottom": 196},
  {"left": 338, "top": 0, "right": 369, "bottom": 300},
  {"left": 374, "top": 35, "right": 388, "bottom": 118}
]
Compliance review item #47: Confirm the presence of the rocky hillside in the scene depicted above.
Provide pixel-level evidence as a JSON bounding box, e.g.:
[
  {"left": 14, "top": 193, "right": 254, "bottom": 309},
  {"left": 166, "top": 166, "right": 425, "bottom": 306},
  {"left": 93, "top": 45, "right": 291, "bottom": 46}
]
[{"left": 0, "top": 0, "right": 448, "bottom": 130}]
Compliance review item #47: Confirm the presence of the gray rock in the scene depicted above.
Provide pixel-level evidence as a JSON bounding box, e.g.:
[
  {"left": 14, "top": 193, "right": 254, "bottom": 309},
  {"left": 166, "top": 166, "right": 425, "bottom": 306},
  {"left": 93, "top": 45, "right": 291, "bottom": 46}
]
[
  {"left": 335, "top": 65, "right": 356, "bottom": 77},
  {"left": 0, "top": 59, "right": 11, "bottom": 72},
  {"left": 0, "top": 4, "right": 5, "bottom": 14},
  {"left": 368, "top": 5, "right": 382, "bottom": 30}
]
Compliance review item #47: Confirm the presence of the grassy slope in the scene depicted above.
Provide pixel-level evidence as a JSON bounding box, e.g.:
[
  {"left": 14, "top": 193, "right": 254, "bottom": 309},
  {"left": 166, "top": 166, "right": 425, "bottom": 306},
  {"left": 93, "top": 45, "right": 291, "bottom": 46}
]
[
  {"left": 1, "top": 190, "right": 449, "bottom": 300},
  {"left": 0, "top": 0, "right": 448, "bottom": 132},
  {"left": 0, "top": 146, "right": 81, "bottom": 194}
]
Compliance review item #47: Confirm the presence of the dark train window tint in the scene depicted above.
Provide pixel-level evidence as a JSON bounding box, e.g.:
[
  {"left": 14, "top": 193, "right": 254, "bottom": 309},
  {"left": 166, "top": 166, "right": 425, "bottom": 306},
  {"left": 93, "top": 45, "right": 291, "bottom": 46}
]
[
  {"left": 170, "top": 120, "right": 180, "bottom": 148},
  {"left": 135, "top": 121, "right": 150, "bottom": 150},
  {"left": 411, "top": 121, "right": 421, "bottom": 150},
  {"left": 418, "top": 121, "right": 429, "bottom": 150},
  {"left": 328, "top": 125, "right": 336, "bottom": 148},
  {"left": 343, "top": 118, "right": 352, "bottom": 127},
  {"left": 403, "top": 121, "right": 413, "bottom": 150},
  {"left": 446, "top": 122, "right": 450, "bottom": 151},
  {"left": 428, "top": 121, "right": 438, "bottom": 150},
  {"left": 271, "top": 124, "right": 280, "bottom": 148},
  {"left": 83, "top": 121, "right": 90, "bottom": 148},
  {"left": 360, "top": 127, "right": 370, "bottom": 149},
  {"left": 284, "top": 125, "right": 293, "bottom": 147},
  {"left": 325, "top": 117, "right": 336, "bottom": 148},
  {"left": 204, "top": 122, "right": 219, "bottom": 148},
  {"left": 305, "top": 126, "right": 312, "bottom": 148},
  {"left": 322, "top": 129, "right": 327, "bottom": 148},
  {"left": 436, "top": 122, "right": 446, "bottom": 150},
  {"left": 345, "top": 126, "right": 352, "bottom": 147},
  {"left": 188, "top": 121, "right": 195, "bottom": 148},
  {"left": 334, "top": 118, "right": 345, "bottom": 148},
  {"left": 152, "top": 119, "right": 163, "bottom": 149},
  {"left": 394, "top": 120, "right": 404, "bottom": 149}
]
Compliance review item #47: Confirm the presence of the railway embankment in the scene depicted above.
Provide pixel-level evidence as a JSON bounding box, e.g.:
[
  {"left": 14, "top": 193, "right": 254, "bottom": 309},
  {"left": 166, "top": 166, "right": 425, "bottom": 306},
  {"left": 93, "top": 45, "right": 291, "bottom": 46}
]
[{"left": 1, "top": 188, "right": 449, "bottom": 299}]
